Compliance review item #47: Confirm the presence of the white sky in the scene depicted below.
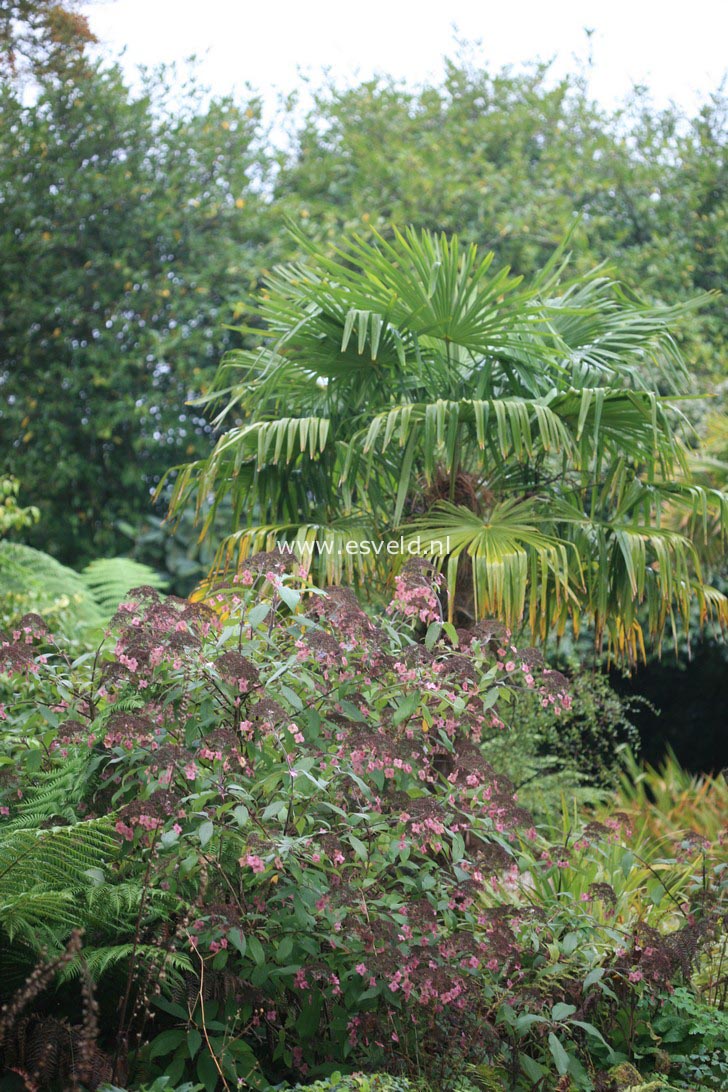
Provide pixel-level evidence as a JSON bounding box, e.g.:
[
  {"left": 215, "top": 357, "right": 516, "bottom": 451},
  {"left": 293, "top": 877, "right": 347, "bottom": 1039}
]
[{"left": 83, "top": 0, "right": 728, "bottom": 117}]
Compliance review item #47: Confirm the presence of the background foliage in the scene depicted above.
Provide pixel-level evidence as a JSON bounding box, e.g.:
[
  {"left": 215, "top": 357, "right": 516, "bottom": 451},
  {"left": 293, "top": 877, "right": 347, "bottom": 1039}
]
[
  {"left": 1, "top": 33, "right": 726, "bottom": 568},
  {"left": 0, "top": 61, "right": 267, "bottom": 562}
]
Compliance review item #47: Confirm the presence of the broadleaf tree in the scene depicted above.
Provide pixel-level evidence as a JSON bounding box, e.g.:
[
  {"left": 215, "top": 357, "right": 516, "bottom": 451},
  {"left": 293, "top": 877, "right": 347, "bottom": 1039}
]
[
  {"left": 0, "top": 0, "right": 96, "bottom": 83},
  {"left": 0, "top": 60, "right": 268, "bottom": 562}
]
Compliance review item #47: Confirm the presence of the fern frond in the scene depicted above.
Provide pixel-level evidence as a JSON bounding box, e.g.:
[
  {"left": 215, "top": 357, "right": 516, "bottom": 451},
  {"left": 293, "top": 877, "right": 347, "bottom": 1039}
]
[
  {"left": 0, "top": 541, "right": 103, "bottom": 632},
  {"left": 0, "top": 890, "right": 79, "bottom": 945},
  {"left": 85, "top": 880, "right": 176, "bottom": 924},
  {"left": 81, "top": 557, "right": 167, "bottom": 617},
  {"left": 9, "top": 755, "right": 94, "bottom": 828},
  {"left": 0, "top": 819, "right": 120, "bottom": 941},
  {"left": 57, "top": 944, "right": 193, "bottom": 986}
]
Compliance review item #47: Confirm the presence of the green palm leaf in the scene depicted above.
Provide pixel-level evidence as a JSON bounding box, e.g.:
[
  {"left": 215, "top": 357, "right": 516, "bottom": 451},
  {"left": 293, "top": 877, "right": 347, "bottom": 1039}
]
[
  {"left": 403, "top": 498, "right": 577, "bottom": 631},
  {"left": 164, "top": 224, "right": 726, "bottom": 660}
]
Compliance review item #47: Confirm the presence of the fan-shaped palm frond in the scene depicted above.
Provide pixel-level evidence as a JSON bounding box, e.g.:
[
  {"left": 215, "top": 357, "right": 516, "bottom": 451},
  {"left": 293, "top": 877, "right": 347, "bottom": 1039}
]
[
  {"left": 197, "top": 514, "right": 382, "bottom": 588},
  {"left": 404, "top": 498, "right": 577, "bottom": 631},
  {"left": 163, "top": 225, "right": 726, "bottom": 660}
]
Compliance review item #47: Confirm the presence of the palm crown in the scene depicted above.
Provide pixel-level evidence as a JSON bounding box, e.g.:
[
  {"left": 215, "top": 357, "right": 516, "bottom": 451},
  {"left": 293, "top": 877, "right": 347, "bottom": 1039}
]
[{"left": 164, "top": 226, "right": 728, "bottom": 661}]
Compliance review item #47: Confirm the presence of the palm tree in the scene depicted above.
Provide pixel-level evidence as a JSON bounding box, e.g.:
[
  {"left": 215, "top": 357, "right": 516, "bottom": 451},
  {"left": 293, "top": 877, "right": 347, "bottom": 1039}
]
[{"left": 163, "top": 227, "right": 728, "bottom": 662}]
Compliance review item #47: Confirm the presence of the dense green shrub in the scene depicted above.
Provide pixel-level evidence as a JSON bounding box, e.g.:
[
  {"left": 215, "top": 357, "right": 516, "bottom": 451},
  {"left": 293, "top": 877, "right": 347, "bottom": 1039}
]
[
  {"left": 0, "top": 556, "right": 724, "bottom": 1090},
  {"left": 100, "top": 1073, "right": 426, "bottom": 1092},
  {"left": 480, "top": 669, "right": 641, "bottom": 820},
  {"left": 283, "top": 1076, "right": 423, "bottom": 1091}
]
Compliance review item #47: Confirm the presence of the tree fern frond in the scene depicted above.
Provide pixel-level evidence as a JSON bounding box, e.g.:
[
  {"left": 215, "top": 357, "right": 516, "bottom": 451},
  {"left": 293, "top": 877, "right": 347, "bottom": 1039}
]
[
  {"left": 84, "top": 879, "right": 176, "bottom": 923},
  {"left": 0, "top": 820, "right": 119, "bottom": 906},
  {"left": 57, "top": 944, "right": 193, "bottom": 986},
  {"left": 0, "top": 890, "right": 79, "bottom": 945},
  {"left": 0, "top": 541, "right": 103, "bottom": 632},
  {"left": 9, "top": 755, "right": 94, "bottom": 828},
  {"left": 81, "top": 557, "right": 167, "bottom": 617}
]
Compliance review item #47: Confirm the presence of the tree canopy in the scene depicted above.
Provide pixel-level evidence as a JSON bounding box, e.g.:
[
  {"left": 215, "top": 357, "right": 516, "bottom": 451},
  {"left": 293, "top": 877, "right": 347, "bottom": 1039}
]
[
  {"left": 0, "top": 62, "right": 268, "bottom": 560},
  {"left": 0, "top": 0, "right": 96, "bottom": 82}
]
